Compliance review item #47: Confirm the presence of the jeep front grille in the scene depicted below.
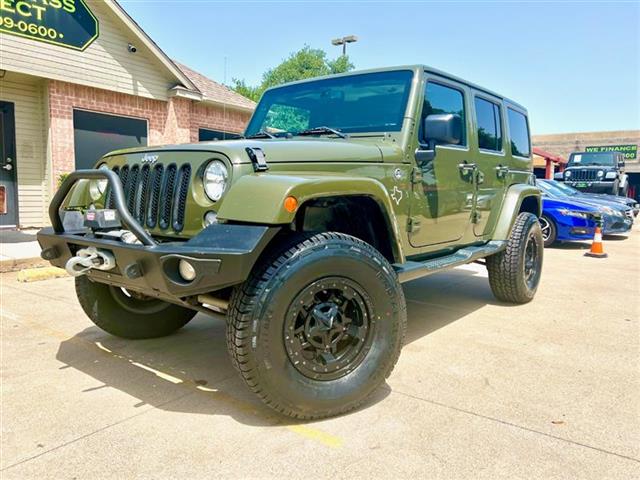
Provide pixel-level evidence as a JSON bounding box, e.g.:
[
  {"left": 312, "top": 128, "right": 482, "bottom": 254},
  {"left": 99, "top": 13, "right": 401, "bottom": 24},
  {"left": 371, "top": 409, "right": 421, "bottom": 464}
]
[
  {"left": 106, "top": 163, "right": 192, "bottom": 234},
  {"left": 571, "top": 169, "right": 598, "bottom": 181}
]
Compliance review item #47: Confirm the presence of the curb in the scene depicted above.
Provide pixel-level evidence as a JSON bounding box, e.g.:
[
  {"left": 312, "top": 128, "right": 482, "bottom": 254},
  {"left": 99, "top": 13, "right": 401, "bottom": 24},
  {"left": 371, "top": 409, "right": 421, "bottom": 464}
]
[
  {"left": 17, "top": 266, "right": 68, "bottom": 283},
  {"left": 0, "top": 257, "right": 48, "bottom": 273}
]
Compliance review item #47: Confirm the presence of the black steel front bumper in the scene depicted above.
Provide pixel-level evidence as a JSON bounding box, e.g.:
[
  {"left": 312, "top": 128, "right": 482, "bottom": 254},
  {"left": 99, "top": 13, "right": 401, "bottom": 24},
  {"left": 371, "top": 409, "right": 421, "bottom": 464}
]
[{"left": 37, "top": 169, "right": 279, "bottom": 299}]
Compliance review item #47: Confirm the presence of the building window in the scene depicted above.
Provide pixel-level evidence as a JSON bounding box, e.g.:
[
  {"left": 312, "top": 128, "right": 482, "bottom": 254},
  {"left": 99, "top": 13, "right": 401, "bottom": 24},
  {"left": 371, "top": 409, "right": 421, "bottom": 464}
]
[
  {"left": 507, "top": 108, "right": 530, "bottom": 157},
  {"left": 422, "top": 82, "right": 467, "bottom": 146},
  {"left": 475, "top": 97, "right": 502, "bottom": 152},
  {"left": 73, "top": 110, "right": 147, "bottom": 169},
  {"left": 198, "top": 128, "right": 241, "bottom": 142}
]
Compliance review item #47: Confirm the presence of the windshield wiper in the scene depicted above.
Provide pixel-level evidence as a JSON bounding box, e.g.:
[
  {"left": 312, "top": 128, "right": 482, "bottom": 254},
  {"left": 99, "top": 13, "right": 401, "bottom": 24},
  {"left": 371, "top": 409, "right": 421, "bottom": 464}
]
[
  {"left": 296, "top": 126, "right": 347, "bottom": 139},
  {"left": 246, "top": 130, "right": 276, "bottom": 139}
]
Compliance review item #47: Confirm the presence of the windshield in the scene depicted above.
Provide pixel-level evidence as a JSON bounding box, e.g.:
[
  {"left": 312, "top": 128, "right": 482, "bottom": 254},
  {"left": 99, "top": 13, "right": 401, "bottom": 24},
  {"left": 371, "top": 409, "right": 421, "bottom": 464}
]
[
  {"left": 245, "top": 70, "right": 414, "bottom": 137},
  {"left": 568, "top": 152, "right": 616, "bottom": 166}
]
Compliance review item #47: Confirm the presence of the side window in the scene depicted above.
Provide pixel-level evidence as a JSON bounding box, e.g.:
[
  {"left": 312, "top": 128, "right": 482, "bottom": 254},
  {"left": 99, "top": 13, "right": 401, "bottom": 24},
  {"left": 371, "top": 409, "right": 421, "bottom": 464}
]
[
  {"left": 475, "top": 97, "right": 502, "bottom": 151},
  {"left": 422, "top": 82, "right": 466, "bottom": 146},
  {"left": 507, "top": 108, "right": 530, "bottom": 157}
]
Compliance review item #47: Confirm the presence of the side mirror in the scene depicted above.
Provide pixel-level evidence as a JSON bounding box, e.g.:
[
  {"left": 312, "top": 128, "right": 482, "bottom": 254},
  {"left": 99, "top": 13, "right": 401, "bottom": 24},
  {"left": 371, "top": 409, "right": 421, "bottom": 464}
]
[
  {"left": 424, "top": 113, "right": 462, "bottom": 146},
  {"left": 619, "top": 159, "right": 625, "bottom": 168}
]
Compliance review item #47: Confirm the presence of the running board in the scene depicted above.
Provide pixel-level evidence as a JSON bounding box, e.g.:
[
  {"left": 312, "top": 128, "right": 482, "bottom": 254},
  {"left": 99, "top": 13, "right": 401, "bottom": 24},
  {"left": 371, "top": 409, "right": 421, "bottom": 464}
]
[{"left": 393, "top": 241, "right": 506, "bottom": 283}]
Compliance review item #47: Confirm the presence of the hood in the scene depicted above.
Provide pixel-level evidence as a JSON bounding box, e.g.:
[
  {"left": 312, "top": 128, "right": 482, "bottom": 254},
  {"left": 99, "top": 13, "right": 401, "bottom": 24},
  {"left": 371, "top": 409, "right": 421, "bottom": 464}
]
[
  {"left": 580, "top": 193, "right": 637, "bottom": 207},
  {"left": 107, "top": 137, "right": 386, "bottom": 165},
  {"left": 543, "top": 196, "right": 600, "bottom": 212},
  {"left": 565, "top": 164, "right": 616, "bottom": 170},
  {"left": 570, "top": 196, "right": 631, "bottom": 213}
]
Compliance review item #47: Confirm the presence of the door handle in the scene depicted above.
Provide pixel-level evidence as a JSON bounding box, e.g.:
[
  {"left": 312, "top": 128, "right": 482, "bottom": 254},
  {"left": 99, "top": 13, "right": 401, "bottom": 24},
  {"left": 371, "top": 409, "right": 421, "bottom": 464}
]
[
  {"left": 458, "top": 162, "right": 477, "bottom": 172},
  {"left": 2, "top": 164, "right": 13, "bottom": 171},
  {"left": 458, "top": 162, "right": 477, "bottom": 182},
  {"left": 495, "top": 165, "right": 509, "bottom": 179}
]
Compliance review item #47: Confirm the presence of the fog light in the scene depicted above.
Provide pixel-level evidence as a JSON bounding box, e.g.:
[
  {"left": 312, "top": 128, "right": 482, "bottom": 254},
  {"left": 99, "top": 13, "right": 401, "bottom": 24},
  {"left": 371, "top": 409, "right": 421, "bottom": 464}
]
[
  {"left": 178, "top": 260, "right": 196, "bottom": 281},
  {"left": 203, "top": 211, "right": 217, "bottom": 227}
]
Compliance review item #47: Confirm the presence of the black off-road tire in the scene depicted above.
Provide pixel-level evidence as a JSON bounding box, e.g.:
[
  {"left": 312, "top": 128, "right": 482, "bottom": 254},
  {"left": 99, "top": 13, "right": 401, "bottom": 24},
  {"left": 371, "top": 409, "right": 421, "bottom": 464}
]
[
  {"left": 226, "top": 232, "right": 406, "bottom": 420},
  {"left": 75, "top": 276, "right": 197, "bottom": 339},
  {"left": 486, "top": 212, "right": 544, "bottom": 304},
  {"left": 539, "top": 214, "right": 557, "bottom": 247}
]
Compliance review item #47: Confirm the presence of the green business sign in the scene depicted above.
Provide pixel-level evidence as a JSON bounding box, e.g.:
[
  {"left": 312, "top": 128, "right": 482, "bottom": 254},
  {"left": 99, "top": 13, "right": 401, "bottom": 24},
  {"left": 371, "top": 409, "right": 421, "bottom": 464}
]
[
  {"left": 585, "top": 144, "right": 638, "bottom": 160},
  {"left": 0, "top": 0, "right": 98, "bottom": 51}
]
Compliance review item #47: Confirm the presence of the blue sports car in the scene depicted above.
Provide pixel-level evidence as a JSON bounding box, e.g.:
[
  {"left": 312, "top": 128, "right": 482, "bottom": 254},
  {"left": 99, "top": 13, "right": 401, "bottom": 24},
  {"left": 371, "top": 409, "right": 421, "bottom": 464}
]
[
  {"left": 537, "top": 180, "right": 633, "bottom": 247},
  {"left": 541, "top": 179, "right": 638, "bottom": 219}
]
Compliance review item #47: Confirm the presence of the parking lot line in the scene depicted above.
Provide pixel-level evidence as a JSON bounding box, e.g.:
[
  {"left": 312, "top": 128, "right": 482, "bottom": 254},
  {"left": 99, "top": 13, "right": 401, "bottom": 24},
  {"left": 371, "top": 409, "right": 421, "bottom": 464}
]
[{"left": 2, "top": 307, "right": 344, "bottom": 462}]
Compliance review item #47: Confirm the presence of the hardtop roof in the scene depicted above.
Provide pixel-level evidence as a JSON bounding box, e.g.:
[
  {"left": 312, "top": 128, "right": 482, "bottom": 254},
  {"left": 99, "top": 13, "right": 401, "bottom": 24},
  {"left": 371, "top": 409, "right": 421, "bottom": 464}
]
[{"left": 261, "top": 64, "right": 528, "bottom": 113}]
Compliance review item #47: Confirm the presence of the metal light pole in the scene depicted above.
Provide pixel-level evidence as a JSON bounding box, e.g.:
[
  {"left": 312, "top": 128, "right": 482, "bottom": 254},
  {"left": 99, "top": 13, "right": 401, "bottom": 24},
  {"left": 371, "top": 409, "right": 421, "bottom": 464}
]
[{"left": 331, "top": 35, "right": 358, "bottom": 55}]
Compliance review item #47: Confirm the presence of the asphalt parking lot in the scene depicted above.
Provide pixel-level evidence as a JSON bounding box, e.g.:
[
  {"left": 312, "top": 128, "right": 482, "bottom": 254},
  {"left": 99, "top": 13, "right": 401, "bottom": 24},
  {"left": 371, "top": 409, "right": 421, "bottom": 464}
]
[{"left": 1, "top": 225, "right": 638, "bottom": 479}]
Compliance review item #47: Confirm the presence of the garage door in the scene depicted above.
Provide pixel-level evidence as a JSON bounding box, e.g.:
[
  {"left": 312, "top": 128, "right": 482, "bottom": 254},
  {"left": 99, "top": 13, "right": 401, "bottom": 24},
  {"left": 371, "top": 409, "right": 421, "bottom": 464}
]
[
  {"left": 74, "top": 110, "right": 148, "bottom": 169},
  {"left": 199, "top": 128, "right": 241, "bottom": 141}
]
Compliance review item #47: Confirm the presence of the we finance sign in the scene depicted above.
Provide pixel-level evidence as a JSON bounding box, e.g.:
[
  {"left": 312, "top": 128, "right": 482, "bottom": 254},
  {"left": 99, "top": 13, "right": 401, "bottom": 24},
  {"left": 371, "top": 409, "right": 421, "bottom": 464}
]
[
  {"left": 0, "top": 0, "right": 98, "bottom": 51},
  {"left": 585, "top": 144, "right": 638, "bottom": 160}
]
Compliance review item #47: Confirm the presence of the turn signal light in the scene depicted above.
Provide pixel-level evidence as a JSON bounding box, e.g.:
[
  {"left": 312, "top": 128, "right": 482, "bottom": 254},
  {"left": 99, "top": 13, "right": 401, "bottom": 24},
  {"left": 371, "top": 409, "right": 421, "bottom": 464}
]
[{"left": 284, "top": 196, "right": 298, "bottom": 213}]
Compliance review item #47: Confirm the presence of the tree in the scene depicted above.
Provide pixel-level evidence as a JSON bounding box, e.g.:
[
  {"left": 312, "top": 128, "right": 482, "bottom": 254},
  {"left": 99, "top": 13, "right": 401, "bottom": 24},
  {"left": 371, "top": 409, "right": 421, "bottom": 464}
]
[{"left": 231, "top": 46, "right": 354, "bottom": 102}]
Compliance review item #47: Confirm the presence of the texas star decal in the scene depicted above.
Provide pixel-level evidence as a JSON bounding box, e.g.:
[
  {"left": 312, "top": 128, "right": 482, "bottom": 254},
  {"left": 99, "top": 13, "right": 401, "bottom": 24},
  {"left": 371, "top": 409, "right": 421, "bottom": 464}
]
[{"left": 390, "top": 186, "right": 403, "bottom": 205}]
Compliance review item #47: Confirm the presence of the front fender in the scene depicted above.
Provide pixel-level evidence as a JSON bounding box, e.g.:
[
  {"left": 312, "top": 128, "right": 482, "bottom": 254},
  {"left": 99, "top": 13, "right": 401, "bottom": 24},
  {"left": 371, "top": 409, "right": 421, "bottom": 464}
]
[
  {"left": 493, "top": 184, "right": 542, "bottom": 240},
  {"left": 217, "top": 173, "right": 405, "bottom": 260}
]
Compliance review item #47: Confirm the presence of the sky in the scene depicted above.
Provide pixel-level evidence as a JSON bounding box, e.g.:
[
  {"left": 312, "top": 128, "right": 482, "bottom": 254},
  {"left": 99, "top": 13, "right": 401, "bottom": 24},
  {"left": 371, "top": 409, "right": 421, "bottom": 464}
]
[{"left": 119, "top": 0, "right": 639, "bottom": 135}]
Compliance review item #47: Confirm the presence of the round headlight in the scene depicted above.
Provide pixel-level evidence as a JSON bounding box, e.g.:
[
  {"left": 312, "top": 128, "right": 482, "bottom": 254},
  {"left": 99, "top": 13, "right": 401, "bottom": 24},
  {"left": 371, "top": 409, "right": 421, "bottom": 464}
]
[
  {"left": 89, "top": 164, "right": 109, "bottom": 200},
  {"left": 565, "top": 170, "right": 572, "bottom": 178},
  {"left": 203, "top": 160, "right": 228, "bottom": 201},
  {"left": 597, "top": 170, "right": 604, "bottom": 178}
]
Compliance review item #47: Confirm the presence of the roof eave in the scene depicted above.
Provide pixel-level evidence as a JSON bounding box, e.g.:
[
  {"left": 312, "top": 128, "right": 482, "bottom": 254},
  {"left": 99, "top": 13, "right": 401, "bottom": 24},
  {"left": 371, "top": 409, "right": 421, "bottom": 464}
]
[
  {"left": 199, "top": 97, "right": 255, "bottom": 113},
  {"left": 106, "top": 0, "right": 199, "bottom": 93},
  {"left": 169, "top": 86, "right": 255, "bottom": 113}
]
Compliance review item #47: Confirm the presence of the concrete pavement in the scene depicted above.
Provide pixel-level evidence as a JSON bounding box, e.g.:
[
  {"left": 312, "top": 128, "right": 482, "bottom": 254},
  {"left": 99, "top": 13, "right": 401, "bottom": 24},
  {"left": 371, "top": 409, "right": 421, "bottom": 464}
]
[
  {"left": 0, "top": 230, "right": 45, "bottom": 272},
  {"left": 1, "top": 226, "right": 638, "bottom": 479}
]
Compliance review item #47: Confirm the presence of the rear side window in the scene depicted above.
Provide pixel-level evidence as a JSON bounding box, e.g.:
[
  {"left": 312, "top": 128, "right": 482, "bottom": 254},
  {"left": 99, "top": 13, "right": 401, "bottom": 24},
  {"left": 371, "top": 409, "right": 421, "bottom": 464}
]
[
  {"left": 475, "top": 97, "right": 502, "bottom": 151},
  {"left": 507, "top": 108, "right": 530, "bottom": 157},
  {"left": 423, "top": 82, "right": 467, "bottom": 146}
]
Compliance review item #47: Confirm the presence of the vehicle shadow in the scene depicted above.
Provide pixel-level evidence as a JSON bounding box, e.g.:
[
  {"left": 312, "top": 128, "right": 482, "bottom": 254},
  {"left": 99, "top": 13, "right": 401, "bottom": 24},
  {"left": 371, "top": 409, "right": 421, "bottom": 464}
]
[
  {"left": 549, "top": 241, "right": 591, "bottom": 250},
  {"left": 403, "top": 266, "right": 506, "bottom": 344},
  {"left": 55, "top": 267, "right": 496, "bottom": 424},
  {"left": 602, "top": 234, "right": 630, "bottom": 241}
]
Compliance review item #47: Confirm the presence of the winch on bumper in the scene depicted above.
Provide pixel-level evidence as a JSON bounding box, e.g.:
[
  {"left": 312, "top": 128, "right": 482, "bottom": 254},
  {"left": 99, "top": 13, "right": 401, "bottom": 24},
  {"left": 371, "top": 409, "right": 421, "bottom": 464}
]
[{"left": 37, "top": 169, "right": 279, "bottom": 300}]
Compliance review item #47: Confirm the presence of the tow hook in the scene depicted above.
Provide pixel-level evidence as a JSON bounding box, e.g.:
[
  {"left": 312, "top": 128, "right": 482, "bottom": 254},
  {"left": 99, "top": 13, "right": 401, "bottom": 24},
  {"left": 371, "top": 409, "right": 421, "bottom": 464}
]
[{"left": 65, "top": 247, "right": 116, "bottom": 277}]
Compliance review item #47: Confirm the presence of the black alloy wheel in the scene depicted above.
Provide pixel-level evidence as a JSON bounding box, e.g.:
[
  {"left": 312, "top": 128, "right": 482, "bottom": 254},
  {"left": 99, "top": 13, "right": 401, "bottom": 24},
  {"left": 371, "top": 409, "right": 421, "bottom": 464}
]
[
  {"left": 523, "top": 232, "right": 541, "bottom": 290},
  {"left": 284, "top": 277, "right": 373, "bottom": 381}
]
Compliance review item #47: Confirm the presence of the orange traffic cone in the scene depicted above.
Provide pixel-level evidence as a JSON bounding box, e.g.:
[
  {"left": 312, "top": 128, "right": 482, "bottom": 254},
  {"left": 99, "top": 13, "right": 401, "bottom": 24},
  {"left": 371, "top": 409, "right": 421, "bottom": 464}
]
[{"left": 584, "top": 226, "right": 608, "bottom": 258}]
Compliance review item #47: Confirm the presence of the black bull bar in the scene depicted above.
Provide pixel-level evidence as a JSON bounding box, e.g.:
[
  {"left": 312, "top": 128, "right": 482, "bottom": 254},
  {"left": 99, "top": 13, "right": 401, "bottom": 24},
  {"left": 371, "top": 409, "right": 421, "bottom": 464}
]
[{"left": 37, "top": 169, "right": 280, "bottom": 298}]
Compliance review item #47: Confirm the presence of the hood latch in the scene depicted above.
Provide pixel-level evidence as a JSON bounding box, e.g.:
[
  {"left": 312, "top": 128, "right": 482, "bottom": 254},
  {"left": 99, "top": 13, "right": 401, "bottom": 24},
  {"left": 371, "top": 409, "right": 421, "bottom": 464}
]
[{"left": 245, "top": 147, "right": 269, "bottom": 172}]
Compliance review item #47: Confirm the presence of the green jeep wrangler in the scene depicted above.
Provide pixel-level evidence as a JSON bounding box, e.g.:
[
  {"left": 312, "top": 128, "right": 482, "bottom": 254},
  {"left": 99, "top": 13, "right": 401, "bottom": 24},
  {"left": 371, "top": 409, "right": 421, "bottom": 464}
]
[{"left": 38, "top": 66, "right": 543, "bottom": 419}]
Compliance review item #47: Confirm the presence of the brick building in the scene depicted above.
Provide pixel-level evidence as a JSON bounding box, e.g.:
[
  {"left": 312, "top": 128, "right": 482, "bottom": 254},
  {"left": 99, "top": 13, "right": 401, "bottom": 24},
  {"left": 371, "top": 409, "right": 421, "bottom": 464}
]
[{"left": 0, "top": 0, "right": 254, "bottom": 228}]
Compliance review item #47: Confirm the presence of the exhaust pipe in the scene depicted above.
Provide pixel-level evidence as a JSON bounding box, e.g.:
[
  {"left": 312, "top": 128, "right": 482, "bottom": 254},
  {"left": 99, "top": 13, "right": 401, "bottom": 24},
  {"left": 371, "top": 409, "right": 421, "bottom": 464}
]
[
  {"left": 65, "top": 247, "right": 116, "bottom": 277},
  {"left": 197, "top": 294, "right": 229, "bottom": 313}
]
